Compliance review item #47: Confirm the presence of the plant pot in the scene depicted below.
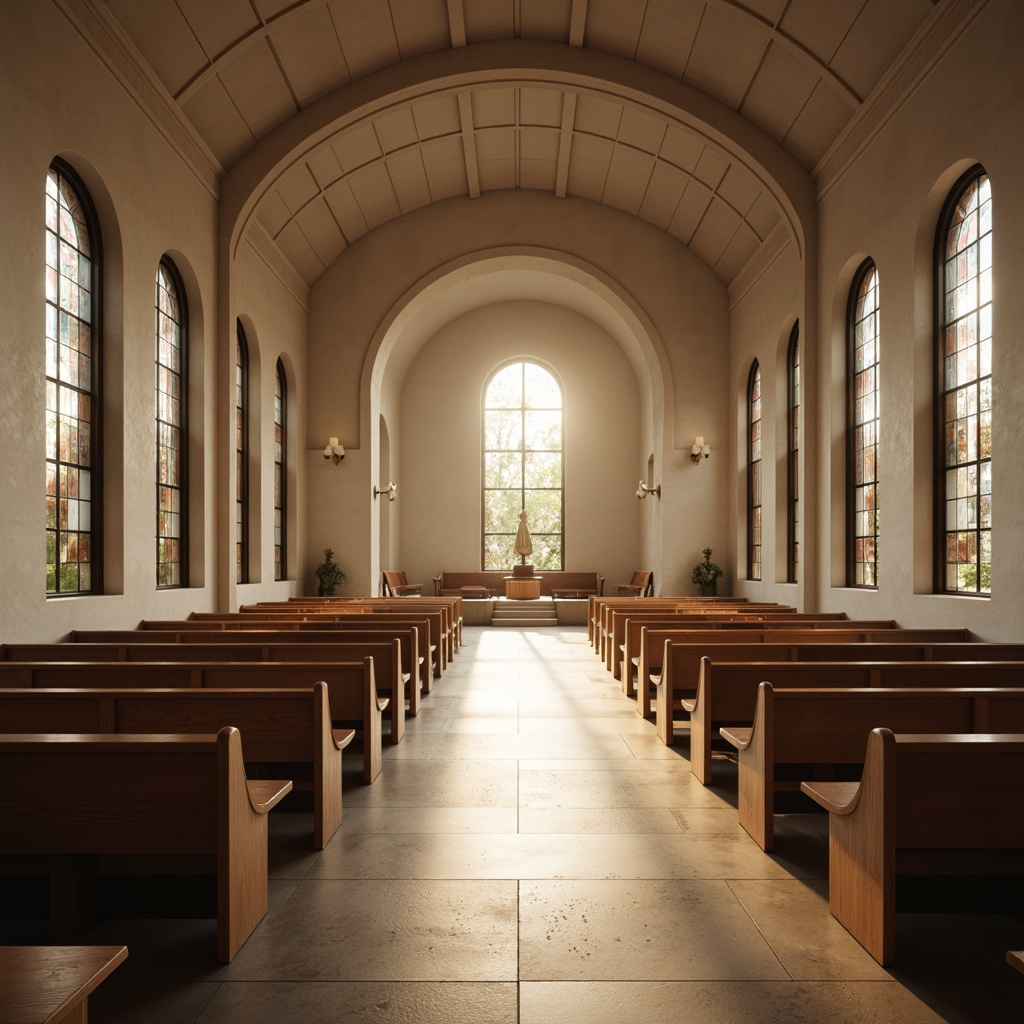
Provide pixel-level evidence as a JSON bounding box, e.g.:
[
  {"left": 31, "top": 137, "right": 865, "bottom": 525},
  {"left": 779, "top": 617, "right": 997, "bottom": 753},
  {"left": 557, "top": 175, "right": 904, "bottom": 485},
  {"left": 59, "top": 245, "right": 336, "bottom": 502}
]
[{"left": 698, "top": 582, "right": 717, "bottom": 597}]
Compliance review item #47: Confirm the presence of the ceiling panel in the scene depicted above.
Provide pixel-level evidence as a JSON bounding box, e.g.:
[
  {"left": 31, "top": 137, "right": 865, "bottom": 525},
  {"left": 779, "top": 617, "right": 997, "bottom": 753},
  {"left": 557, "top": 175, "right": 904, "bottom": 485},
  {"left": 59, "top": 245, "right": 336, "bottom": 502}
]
[
  {"left": 566, "top": 134, "right": 615, "bottom": 202},
  {"left": 295, "top": 195, "right": 347, "bottom": 267},
  {"left": 386, "top": 148, "right": 434, "bottom": 213},
  {"left": 745, "top": 191, "right": 782, "bottom": 241},
  {"left": 412, "top": 96, "right": 463, "bottom": 140},
  {"left": 716, "top": 164, "right": 762, "bottom": 219},
  {"left": 332, "top": 123, "right": 384, "bottom": 174},
  {"left": 329, "top": 0, "right": 400, "bottom": 79},
  {"left": 689, "top": 195, "right": 743, "bottom": 268},
  {"left": 181, "top": 78, "right": 255, "bottom": 167},
  {"left": 741, "top": 39, "right": 822, "bottom": 143},
  {"left": 272, "top": 4, "right": 349, "bottom": 108},
  {"left": 419, "top": 136, "right": 470, "bottom": 200},
  {"left": 472, "top": 89, "right": 517, "bottom": 128},
  {"left": 256, "top": 188, "right": 292, "bottom": 238},
  {"left": 635, "top": 0, "right": 702, "bottom": 79},
  {"left": 617, "top": 107, "right": 667, "bottom": 155},
  {"left": 584, "top": 0, "right": 646, "bottom": 59},
  {"left": 714, "top": 220, "right": 761, "bottom": 281},
  {"left": 573, "top": 94, "right": 622, "bottom": 140},
  {"left": 520, "top": 0, "right": 572, "bottom": 41},
  {"left": 275, "top": 218, "right": 325, "bottom": 283},
  {"left": 217, "top": 38, "right": 297, "bottom": 141},
  {"left": 658, "top": 125, "right": 704, "bottom": 174},
  {"left": 276, "top": 163, "right": 321, "bottom": 215},
  {"left": 668, "top": 178, "right": 713, "bottom": 246},
  {"left": 375, "top": 108, "right": 420, "bottom": 153},
  {"left": 602, "top": 145, "right": 657, "bottom": 215},
  {"left": 693, "top": 146, "right": 729, "bottom": 190},
  {"left": 684, "top": 3, "right": 770, "bottom": 110},
  {"left": 347, "top": 163, "right": 402, "bottom": 229},
  {"left": 779, "top": 0, "right": 861, "bottom": 68},
  {"left": 175, "top": 0, "right": 258, "bottom": 59},
  {"left": 324, "top": 179, "right": 370, "bottom": 243},
  {"left": 784, "top": 78, "right": 856, "bottom": 168},
  {"left": 476, "top": 126, "right": 517, "bottom": 191},
  {"left": 463, "top": 0, "right": 516, "bottom": 41},
  {"left": 390, "top": 0, "right": 451, "bottom": 57},
  {"left": 520, "top": 87, "right": 565, "bottom": 128},
  {"left": 639, "top": 160, "right": 689, "bottom": 230},
  {"left": 307, "top": 146, "right": 345, "bottom": 191}
]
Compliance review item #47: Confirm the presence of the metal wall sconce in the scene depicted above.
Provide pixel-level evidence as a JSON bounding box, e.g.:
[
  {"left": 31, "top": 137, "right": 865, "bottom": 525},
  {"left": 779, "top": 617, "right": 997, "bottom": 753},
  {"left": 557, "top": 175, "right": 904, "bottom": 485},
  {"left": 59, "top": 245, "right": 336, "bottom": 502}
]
[
  {"left": 323, "top": 437, "right": 345, "bottom": 464},
  {"left": 374, "top": 480, "right": 397, "bottom": 501},
  {"left": 636, "top": 481, "right": 661, "bottom": 499},
  {"left": 690, "top": 435, "right": 711, "bottom": 464}
]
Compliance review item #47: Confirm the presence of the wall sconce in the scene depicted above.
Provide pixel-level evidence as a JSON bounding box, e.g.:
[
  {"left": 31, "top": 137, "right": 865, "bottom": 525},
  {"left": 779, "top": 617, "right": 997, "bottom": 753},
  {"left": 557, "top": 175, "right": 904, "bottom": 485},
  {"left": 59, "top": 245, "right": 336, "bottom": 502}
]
[
  {"left": 690, "top": 436, "right": 711, "bottom": 465},
  {"left": 636, "top": 481, "right": 661, "bottom": 500},
  {"left": 323, "top": 437, "right": 345, "bottom": 464},
  {"left": 374, "top": 480, "right": 397, "bottom": 502}
]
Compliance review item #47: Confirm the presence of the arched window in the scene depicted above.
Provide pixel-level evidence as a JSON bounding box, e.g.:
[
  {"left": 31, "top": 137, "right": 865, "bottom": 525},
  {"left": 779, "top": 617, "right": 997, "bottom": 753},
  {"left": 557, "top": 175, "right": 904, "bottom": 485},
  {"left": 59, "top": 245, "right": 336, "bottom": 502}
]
[
  {"left": 45, "top": 162, "right": 100, "bottom": 595},
  {"left": 483, "top": 361, "right": 563, "bottom": 570},
  {"left": 235, "top": 324, "right": 249, "bottom": 584},
  {"left": 937, "top": 168, "right": 992, "bottom": 594},
  {"left": 274, "top": 360, "right": 286, "bottom": 581},
  {"left": 747, "top": 360, "right": 762, "bottom": 581},
  {"left": 786, "top": 323, "right": 800, "bottom": 583},
  {"left": 848, "top": 261, "right": 880, "bottom": 588},
  {"left": 156, "top": 258, "right": 187, "bottom": 587}
]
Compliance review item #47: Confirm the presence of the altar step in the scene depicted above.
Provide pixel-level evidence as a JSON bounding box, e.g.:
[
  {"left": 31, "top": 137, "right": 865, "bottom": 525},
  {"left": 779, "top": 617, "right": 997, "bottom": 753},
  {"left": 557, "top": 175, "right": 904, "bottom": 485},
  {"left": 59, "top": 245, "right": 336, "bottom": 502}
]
[{"left": 489, "top": 598, "right": 559, "bottom": 627}]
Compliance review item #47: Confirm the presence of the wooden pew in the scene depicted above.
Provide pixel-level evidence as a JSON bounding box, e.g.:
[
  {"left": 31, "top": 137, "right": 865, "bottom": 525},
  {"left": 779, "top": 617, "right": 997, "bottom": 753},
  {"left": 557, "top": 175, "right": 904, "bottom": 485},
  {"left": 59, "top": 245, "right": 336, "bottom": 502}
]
[
  {"left": 0, "top": 658, "right": 386, "bottom": 784},
  {"left": 720, "top": 681, "right": 1024, "bottom": 850},
  {"left": 801, "top": 729, "right": 1024, "bottom": 965},
  {"left": 0, "top": 727, "right": 292, "bottom": 962},
  {"left": 0, "top": 682, "right": 353, "bottom": 849},
  {"left": 152, "top": 613, "right": 442, "bottom": 685},
  {"left": 586, "top": 596, "right": 761, "bottom": 647},
  {"left": 0, "top": 944, "right": 128, "bottom": 1023},
  {"left": 650, "top": 631, "right": 980, "bottom": 735},
  {"left": 3, "top": 635, "right": 417, "bottom": 723},
  {"left": 679, "top": 657, "right": 1024, "bottom": 785},
  {"left": 66, "top": 626, "right": 424, "bottom": 707}
]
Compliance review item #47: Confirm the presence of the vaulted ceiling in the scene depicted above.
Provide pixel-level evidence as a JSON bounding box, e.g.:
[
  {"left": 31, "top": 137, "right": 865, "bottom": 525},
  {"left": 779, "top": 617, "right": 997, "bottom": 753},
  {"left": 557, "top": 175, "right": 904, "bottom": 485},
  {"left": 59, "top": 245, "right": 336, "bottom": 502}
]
[{"left": 99, "top": 0, "right": 942, "bottom": 288}]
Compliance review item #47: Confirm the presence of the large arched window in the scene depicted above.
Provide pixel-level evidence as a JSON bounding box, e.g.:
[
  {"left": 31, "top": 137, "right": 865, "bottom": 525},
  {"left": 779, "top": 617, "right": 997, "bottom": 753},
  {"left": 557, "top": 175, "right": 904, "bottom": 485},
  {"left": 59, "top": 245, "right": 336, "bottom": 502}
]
[
  {"left": 45, "top": 162, "right": 100, "bottom": 595},
  {"left": 274, "top": 359, "right": 286, "bottom": 581},
  {"left": 156, "top": 258, "right": 187, "bottom": 588},
  {"left": 483, "top": 361, "right": 563, "bottom": 570},
  {"left": 235, "top": 324, "right": 249, "bottom": 584},
  {"left": 937, "top": 168, "right": 992, "bottom": 594},
  {"left": 747, "top": 360, "right": 762, "bottom": 581},
  {"left": 848, "top": 260, "right": 880, "bottom": 588},
  {"left": 786, "top": 323, "right": 800, "bottom": 584}
]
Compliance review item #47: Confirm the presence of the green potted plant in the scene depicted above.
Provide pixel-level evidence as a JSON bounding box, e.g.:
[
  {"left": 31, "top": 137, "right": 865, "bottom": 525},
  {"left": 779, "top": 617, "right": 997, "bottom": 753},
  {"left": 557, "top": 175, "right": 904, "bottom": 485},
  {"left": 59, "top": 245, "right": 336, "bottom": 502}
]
[
  {"left": 691, "top": 547, "right": 723, "bottom": 597},
  {"left": 314, "top": 548, "right": 346, "bottom": 596}
]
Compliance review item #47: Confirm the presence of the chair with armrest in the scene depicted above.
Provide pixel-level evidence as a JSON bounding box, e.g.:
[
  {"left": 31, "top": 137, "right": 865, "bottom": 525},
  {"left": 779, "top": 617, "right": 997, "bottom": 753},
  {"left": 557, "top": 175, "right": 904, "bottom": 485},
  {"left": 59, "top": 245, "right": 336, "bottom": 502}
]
[
  {"left": 383, "top": 570, "right": 423, "bottom": 597},
  {"left": 615, "top": 570, "right": 653, "bottom": 597}
]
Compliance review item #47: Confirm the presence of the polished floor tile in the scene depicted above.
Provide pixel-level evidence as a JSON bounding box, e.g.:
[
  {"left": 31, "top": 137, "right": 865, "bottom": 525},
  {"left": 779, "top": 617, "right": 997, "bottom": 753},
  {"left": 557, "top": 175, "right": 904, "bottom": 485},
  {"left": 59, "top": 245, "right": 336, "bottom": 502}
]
[{"left": 23, "top": 623, "right": 1023, "bottom": 1022}]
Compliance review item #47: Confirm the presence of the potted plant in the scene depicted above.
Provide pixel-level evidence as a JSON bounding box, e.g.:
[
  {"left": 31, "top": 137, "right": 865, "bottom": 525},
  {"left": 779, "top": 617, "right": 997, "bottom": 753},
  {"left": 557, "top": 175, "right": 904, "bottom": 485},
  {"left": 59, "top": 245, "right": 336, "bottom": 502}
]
[
  {"left": 691, "top": 547, "right": 723, "bottom": 597},
  {"left": 314, "top": 548, "right": 346, "bottom": 596}
]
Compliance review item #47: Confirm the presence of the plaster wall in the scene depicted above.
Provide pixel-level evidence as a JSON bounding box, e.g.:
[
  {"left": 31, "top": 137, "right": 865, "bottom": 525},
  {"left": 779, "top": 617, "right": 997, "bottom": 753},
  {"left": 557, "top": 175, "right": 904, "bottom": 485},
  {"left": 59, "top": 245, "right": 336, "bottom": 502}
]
[{"left": 815, "top": 0, "right": 1024, "bottom": 640}]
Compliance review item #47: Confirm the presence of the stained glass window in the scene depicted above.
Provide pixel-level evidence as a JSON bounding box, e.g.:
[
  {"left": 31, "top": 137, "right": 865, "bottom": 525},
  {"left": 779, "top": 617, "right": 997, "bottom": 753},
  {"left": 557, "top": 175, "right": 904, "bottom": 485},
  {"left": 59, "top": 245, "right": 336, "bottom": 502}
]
[
  {"left": 156, "top": 259, "right": 186, "bottom": 587},
  {"left": 938, "top": 169, "right": 991, "bottom": 595},
  {"left": 482, "top": 362, "right": 563, "bottom": 570},
  {"left": 748, "top": 361, "right": 762, "bottom": 581},
  {"left": 849, "top": 262, "right": 880, "bottom": 587},
  {"left": 236, "top": 324, "right": 249, "bottom": 584},
  {"left": 46, "top": 163, "right": 99, "bottom": 595},
  {"left": 787, "top": 324, "right": 799, "bottom": 584},
  {"left": 274, "top": 360, "right": 286, "bottom": 581}
]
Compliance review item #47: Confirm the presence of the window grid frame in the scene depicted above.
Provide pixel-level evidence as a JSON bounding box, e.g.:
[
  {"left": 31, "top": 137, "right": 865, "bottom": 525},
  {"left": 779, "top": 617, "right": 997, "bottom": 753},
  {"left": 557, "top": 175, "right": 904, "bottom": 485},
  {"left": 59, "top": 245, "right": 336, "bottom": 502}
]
[
  {"left": 847, "top": 260, "right": 880, "bottom": 589},
  {"left": 235, "top": 325, "right": 249, "bottom": 585},
  {"left": 481, "top": 361, "right": 565, "bottom": 572},
  {"left": 935, "top": 165, "right": 992, "bottom": 596},
  {"left": 274, "top": 359, "right": 286, "bottom": 582},
  {"left": 45, "top": 160, "right": 102, "bottom": 597},
  {"left": 747, "top": 360, "right": 762, "bottom": 581},
  {"left": 786, "top": 324, "right": 800, "bottom": 584},
  {"left": 155, "top": 257, "right": 187, "bottom": 589}
]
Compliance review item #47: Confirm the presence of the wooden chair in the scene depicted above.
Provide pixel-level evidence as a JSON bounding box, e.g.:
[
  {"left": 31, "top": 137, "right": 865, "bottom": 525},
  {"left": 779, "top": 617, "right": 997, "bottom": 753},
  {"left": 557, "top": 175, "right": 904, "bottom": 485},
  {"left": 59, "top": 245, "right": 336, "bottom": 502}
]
[
  {"left": 382, "top": 571, "right": 422, "bottom": 596},
  {"left": 615, "top": 570, "right": 653, "bottom": 597}
]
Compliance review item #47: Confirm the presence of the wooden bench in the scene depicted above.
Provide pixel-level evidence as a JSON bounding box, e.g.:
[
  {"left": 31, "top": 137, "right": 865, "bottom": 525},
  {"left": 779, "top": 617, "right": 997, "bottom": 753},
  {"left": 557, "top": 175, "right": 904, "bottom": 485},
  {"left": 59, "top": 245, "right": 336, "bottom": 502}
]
[
  {"left": 4, "top": 635, "right": 416, "bottom": 723},
  {"left": 0, "top": 727, "right": 292, "bottom": 962},
  {"left": 801, "top": 730, "right": 1024, "bottom": 965},
  {"left": 0, "top": 944, "right": 128, "bottom": 1023},
  {"left": 382, "top": 570, "right": 422, "bottom": 596},
  {"left": 0, "top": 658, "right": 386, "bottom": 784},
  {"left": 720, "top": 682, "right": 1024, "bottom": 851},
  {"left": 66, "top": 626, "right": 425, "bottom": 708},
  {"left": 650, "top": 630, "right": 978, "bottom": 738},
  {"left": 433, "top": 570, "right": 603, "bottom": 599},
  {"left": 0, "top": 682, "right": 353, "bottom": 850},
  {"left": 679, "top": 657, "right": 1024, "bottom": 785}
]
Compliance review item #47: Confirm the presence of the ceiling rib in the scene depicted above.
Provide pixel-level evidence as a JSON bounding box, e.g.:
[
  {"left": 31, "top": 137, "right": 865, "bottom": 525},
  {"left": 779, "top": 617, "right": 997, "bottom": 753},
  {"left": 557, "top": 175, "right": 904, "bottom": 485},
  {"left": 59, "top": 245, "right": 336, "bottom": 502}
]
[
  {"left": 569, "top": 0, "right": 588, "bottom": 47},
  {"left": 555, "top": 92, "right": 577, "bottom": 199},
  {"left": 457, "top": 92, "right": 481, "bottom": 198},
  {"left": 447, "top": 0, "right": 466, "bottom": 48}
]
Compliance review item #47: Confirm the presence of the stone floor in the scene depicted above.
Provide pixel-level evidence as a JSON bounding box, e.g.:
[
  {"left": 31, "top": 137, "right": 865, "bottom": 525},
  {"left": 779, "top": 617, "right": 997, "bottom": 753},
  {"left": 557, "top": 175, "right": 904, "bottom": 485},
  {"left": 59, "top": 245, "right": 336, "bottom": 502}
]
[{"left": 12, "top": 625, "right": 1024, "bottom": 1021}]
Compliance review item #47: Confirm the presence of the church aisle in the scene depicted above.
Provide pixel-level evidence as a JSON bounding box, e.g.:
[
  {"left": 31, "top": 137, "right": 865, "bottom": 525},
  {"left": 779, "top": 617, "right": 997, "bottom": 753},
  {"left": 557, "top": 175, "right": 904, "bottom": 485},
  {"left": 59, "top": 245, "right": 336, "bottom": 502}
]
[{"left": 81, "top": 625, "right": 1021, "bottom": 1022}]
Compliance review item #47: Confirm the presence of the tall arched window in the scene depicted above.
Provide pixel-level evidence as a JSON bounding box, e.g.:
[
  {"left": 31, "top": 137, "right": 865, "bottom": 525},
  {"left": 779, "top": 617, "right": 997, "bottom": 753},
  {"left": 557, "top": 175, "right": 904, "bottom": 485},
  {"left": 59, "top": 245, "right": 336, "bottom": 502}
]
[
  {"left": 747, "top": 360, "right": 762, "bottom": 581},
  {"left": 937, "top": 168, "right": 992, "bottom": 594},
  {"left": 156, "top": 258, "right": 187, "bottom": 588},
  {"left": 786, "top": 323, "right": 800, "bottom": 583},
  {"left": 235, "top": 324, "right": 249, "bottom": 584},
  {"left": 849, "top": 260, "right": 880, "bottom": 588},
  {"left": 274, "top": 360, "right": 286, "bottom": 581},
  {"left": 483, "top": 361, "right": 563, "bottom": 570},
  {"left": 45, "top": 162, "right": 100, "bottom": 595}
]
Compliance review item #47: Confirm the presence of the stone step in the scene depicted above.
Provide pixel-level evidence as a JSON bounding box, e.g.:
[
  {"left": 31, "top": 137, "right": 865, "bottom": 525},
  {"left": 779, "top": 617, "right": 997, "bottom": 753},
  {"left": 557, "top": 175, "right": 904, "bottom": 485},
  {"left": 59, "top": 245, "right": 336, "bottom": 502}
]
[{"left": 490, "top": 599, "right": 558, "bottom": 626}]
